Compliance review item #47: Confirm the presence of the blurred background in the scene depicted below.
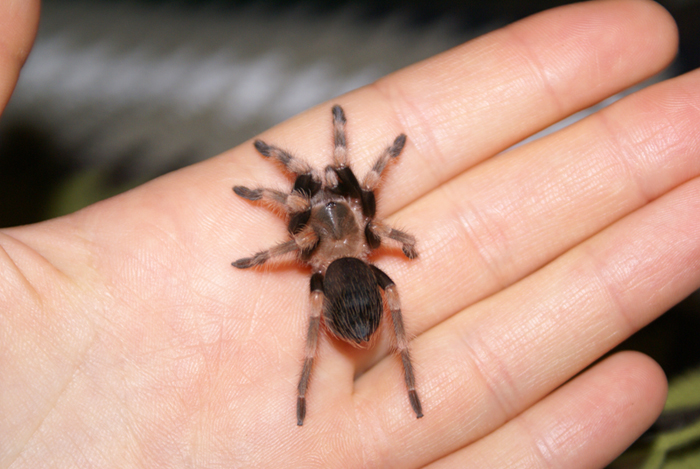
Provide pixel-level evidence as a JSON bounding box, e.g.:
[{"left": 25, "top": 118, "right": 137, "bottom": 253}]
[{"left": 0, "top": 0, "right": 699, "bottom": 466}]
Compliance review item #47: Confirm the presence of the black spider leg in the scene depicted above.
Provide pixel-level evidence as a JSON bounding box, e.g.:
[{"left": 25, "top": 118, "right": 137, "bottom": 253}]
[
  {"left": 232, "top": 183, "right": 314, "bottom": 239},
  {"left": 232, "top": 223, "right": 318, "bottom": 269},
  {"left": 324, "top": 105, "right": 354, "bottom": 194},
  {"left": 297, "top": 273, "right": 324, "bottom": 426},
  {"left": 232, "top": 186, "right": 309, "bottom": 215},
  {"left": 371, "top": 265, "right": 424, "bottom": 419},
  {"left": 252, "top": 138, "right": 322, "bottom": 237},
  {"left": 361, "top": 133, "right": 407, "bottom": 192},
  {"left": 324, "top": 105, "right": 377, "bottom": 217},
  {"left": 253, "top": 139, "right": 322, "bottom": 199},
  {"left": 331, "top": 104, "right": 348, "bottom": 168},
  {"left": 231, "top": 239, "right": 298, "bottom": 269},
  {"left": 231, "top": 183, "right": 317, "bottom": 268},
  {"left": 232, "top": 136, "right": 324, "bottom": 268},
  {"left": 360, "top": 133, "right": 414, "bottom": 255},
  {"left": 357, "top": 134, "right": 406, "bottom": 215},
  {"left": 366, "top": 220, "right": 418, "bottom": 259}
]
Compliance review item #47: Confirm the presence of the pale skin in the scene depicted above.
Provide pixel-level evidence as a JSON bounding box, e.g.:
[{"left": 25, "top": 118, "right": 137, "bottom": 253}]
[{"left": 1, "top": 0, "right": 698, "bottom": 467}]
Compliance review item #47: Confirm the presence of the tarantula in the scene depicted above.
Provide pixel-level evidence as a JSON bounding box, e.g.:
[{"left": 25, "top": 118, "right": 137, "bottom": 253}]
[{"left": 232, "top": 105, "right": 423, "bottom": 426}]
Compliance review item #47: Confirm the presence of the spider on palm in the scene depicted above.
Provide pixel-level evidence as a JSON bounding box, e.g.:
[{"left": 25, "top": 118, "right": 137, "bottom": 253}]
[{"left": 232, "top": 105, "right": 423, "bottom": 426}]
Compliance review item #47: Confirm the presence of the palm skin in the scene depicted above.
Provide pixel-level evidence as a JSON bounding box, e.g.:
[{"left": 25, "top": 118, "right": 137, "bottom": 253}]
[{"left": 2, "top": 1, "right": 698, "bottom": 467}]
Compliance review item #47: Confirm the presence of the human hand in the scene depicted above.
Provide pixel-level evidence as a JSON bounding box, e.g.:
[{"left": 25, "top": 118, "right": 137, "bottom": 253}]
[{"left": 1, "top": 1, "right": 696, "bottom": 467}]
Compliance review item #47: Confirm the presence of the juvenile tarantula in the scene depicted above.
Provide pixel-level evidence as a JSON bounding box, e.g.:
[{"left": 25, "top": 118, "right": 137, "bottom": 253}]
[{"left": 232, "top": 105, "right": 422, "bottom": 426}]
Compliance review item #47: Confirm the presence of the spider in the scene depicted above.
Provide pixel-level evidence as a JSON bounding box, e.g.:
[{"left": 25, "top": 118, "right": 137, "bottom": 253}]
[{"left": 232, "top": 105, "right": 423, "bottom": 426}]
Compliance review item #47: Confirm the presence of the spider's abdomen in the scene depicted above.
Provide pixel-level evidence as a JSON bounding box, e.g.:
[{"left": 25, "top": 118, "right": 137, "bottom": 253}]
[{"left": 323, "top": 257, "right": 382, "bottom": 344}]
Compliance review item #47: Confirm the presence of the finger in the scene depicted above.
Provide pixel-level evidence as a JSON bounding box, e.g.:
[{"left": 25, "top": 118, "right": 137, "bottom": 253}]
[
  {"left": 375, "top": 67, "right": 700, "bottom": 341},
  {"left": 426, "top": 352, "right": 667, "bottom": 468},
  {"left": 355, "top": 175, "right": 700, "bottom": 467},
  {"left": 0, "top": 0, "right": 40, "bottom": 112}
]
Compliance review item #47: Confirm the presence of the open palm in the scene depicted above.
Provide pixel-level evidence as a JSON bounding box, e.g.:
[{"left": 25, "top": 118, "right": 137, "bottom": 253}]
[{"left": 2, "top": 1, "right": 698, "bottom": 467}]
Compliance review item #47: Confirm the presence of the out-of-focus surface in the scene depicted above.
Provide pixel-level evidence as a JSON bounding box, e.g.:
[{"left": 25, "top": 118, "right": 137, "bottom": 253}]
[{"left": 0, "top": 0, "right": 488, "bottom": 225}]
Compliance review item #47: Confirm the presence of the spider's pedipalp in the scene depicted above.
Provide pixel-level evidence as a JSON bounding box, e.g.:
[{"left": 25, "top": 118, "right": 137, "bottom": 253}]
[
  {"left": 297, "top": 273, "right": 324, "bottom": 426},
  {"left": 371, "top": 265, "right": 423, "bottom": 419},
  {"left": 362, "top": 133, "right": 407, "bottom": 191},
  {"left": 367, "top": 219, "right": 418, "bottom": 259}
]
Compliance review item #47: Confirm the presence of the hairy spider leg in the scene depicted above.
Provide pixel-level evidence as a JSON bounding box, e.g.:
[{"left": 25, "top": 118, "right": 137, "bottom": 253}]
[
  {"left": 325, "top": 105, "right": 354, "bottom": 193},
  {"left": 232, "top": 186, "right": 309, "bottom": 214},
  {"left": 297, "top": 273, "right": 324, "bottom": 426},
  {"left": 362, "top": 133, "right": 407, "bottom": 192},
  {"left": 324, "top": 106, "right": 378, "bottom": 218},
  {"left": 253, "top": 139, "right": 311, "bottom": 175},
  {"left": 232, "top": 225, "right": 318, "bottom": 269},
  {"left": 366, "top": 219, "right": 418, "bottom": 259},
  {"left": 253, "top": 139, "right": 322, "bottom": 198},
  {"left": 371, "top": 265, "right": 423, "bottom": 419},
  {"left": 331, "top": 104, "right": 348, "bottom": 167},
  {"left": 231, "top": 240, "right": 298, "bottom": 269},
  {"left": 324, "top": 106, "right": 356, "bottom": 192}
]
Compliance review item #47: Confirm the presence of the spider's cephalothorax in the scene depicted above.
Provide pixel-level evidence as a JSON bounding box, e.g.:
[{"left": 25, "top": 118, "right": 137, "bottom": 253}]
[{"left": 232, "top": 105, "right": 422, "bottom": 425}]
